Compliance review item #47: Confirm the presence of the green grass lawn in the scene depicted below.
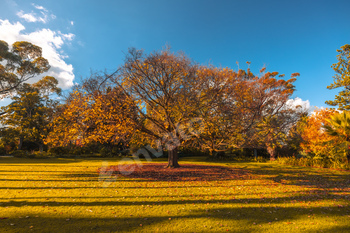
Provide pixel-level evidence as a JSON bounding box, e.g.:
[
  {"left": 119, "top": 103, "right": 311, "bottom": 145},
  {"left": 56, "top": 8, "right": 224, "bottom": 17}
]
[{"left": 0, "top": 156, "right": 350, "bottom": 232}]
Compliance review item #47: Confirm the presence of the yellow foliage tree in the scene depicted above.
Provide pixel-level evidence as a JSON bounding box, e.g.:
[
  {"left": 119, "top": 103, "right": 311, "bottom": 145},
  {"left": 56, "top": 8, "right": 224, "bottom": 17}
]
[
  {"left": 300, "top": 108, "right": 346, "bottom": 159},
  {"left": 45, "top": 76, "right": 137, "bottom": 148}
]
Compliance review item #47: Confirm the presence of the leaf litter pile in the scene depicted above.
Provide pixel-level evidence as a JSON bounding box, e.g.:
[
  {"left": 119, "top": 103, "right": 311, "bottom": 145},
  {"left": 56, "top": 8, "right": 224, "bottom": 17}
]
[{"left": 109, "top": 163, "right": 250, "bottom": 181}]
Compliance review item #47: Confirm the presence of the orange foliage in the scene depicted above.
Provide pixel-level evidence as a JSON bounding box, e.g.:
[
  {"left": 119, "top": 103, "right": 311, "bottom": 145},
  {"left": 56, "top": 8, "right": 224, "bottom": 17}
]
[
  {"left": 45, "top": 87, "right": 136, "bottom": 147},
  {"left": 195, "top": 66, "right": 299, "bottom": 157},
  {"left": 300, "top": 108, "right": 343, "bottom": 156}
]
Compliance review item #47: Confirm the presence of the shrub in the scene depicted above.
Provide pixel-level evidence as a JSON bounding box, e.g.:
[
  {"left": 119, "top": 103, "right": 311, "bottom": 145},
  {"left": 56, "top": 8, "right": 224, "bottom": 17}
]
[
  {"left": 129, "top": 144, "right": 141, "bottom": 155},
  {"left": 69, "top": 147, "right": 83, "bottom": 155},
  {"left": 111, "top": 147, "right": 122, "bottom": 157},
  {"left": 0, "top": 146, "right": 7, "bottom": 155},
  {"left": 254, "top": 156, "right": 266, "bottom": 163},
  {"left": 99, "top": 147, "right": 112, "bottom": 157},
  {"left": 10, "top": 150, "right": 29, "bottom": 158},
  {"left": 179, "top": 147, "right": 209, "bottom": 157},
  {"left": 31, "top": 151, "right": 53, "bottom": 159},
  {"left": 120, "top": 148, "right": 130, "bottom": 156},
  {"left": 276, "top": 154, "right": 349, "bottom": 171},
  {"left": 48, "top": 147, "right": 69, "bottom": 155}
]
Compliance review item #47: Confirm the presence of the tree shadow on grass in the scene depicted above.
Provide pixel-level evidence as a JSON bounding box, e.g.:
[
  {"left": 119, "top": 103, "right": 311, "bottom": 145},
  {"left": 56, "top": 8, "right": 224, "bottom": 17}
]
[
  {"left": 0, "top": 157, "right": 88, "bottom": 165},
  {"left": 1, "top": 205, "right": 350, "bottom": 233},
  {"left": 1, "top": 192, "right": 350, "bottom": 207},
  {"left": 2, "top": 161, "right": 350, "bottom": 232},
  {"left": 246, "top": 164, "right": 350, "bottom": 190}
]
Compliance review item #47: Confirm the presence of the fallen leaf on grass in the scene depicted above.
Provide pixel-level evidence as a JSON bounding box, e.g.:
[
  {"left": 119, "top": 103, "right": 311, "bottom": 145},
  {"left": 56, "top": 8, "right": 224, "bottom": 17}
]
[{"left": 104, "top": 163, "right": 250, "bottom": 181}]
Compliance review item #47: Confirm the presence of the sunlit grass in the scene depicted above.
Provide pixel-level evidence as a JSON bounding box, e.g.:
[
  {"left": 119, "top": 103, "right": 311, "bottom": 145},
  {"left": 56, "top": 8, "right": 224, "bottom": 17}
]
[{"left": 0, "top": 157, "right": 350, "bottom": 232}]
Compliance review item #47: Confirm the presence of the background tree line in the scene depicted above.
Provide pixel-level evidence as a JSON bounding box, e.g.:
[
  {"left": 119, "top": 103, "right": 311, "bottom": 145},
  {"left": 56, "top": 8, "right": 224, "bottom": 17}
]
[{"left": 1, "top": 40, "right": 349, "bottom": 170}]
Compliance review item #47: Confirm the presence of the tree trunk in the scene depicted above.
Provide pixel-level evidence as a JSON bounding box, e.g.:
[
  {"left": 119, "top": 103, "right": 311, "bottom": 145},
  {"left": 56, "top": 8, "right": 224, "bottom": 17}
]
[
  {"left": 347, "top": 150, "right": 350, "bottom": 163},
  {"left": 166, "top": 147, "right": 180, "bottom": 168},
  {"left": 18, "top": 137, "right": 23, "bottom": 150},
  {"left": 267, "top": 146, "right": 276, "bottom": 161},
  {"left": 39, "top": 144, "right": 43, "bottom": 152}
]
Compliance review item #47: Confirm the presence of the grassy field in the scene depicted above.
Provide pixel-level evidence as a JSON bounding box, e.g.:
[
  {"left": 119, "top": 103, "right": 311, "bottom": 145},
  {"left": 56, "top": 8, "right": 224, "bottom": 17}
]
[{"left": 0, "top": 156, "right": 350, "bottom": 232}]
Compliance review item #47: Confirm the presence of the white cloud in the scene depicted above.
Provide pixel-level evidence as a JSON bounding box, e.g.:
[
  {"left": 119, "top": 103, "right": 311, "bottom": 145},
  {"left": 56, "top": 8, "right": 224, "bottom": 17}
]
[
  {"left": 0, "top": 20, "right": 24, "bottom": 42},
  {"left": 70, "top": 21, "right": 74, "bottom": 26},
  {"left": 16, "top": 4, "right": 55, "bottom": 24},
  {"left": 16, "top": 11, "right": 38, "bottom": 23},
  {"left": 32, "top": 4, "right": 48, "bottom": 12},
  {"left": 286, "top": 97, "right": 310, "bottom": 112},
  {"left": 59, "top": 31, "right": 74, "bottom": 41},
  {"left": 0, "top": 19, "right": 75, "bottom": 89},
  {"left": 16, "top": 10, "right": 49, "bottom": 23}
]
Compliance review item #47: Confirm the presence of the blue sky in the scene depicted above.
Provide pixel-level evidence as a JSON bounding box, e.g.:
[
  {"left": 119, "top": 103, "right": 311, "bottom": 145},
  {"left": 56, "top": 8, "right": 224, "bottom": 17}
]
[{"left": 0, "top": 0, "right": 349, "bottom": 108}]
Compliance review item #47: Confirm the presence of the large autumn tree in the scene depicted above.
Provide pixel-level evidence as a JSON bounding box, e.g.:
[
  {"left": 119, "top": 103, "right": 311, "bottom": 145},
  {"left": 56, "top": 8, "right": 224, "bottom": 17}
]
[
  {"left": 0, "top": 40, "right": 50, "bottom": 97},
  {"left": 326, "top": 44, "right": 350, "bottom": 109},
  {"left": 115, "top": 49, "right": 302, "bottom": 163},
  {"left": 0, "top": 76, "right": 61, "bottom": 151},
  {"left": 116, "top": 48, "right": 224, "bottom": 168}
]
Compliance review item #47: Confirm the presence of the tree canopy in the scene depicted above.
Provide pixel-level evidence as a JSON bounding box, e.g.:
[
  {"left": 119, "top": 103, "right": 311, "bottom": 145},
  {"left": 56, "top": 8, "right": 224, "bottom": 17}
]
[
  {"left": 326, "top": 44, "right": 350, "bottom": 110},
  {"left": 45, "top": 74, "right": 137, "bottom": 148},
  {"left": 0, "top": 76, "right": 61, "bottom": 151},
  {"left": 116, "top": 48, "right": 225, "bottom": 167},
  {"left": 0, "top": 40, "right": 50, "bottom": 98}
]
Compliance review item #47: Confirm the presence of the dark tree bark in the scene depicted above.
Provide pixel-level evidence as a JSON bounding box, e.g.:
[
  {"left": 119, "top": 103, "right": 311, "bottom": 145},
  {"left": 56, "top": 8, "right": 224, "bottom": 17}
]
[
  {"left": 18, "top": 137, "right": 23, "bottom": 150},
  {"left": 166, "top": 147, "right": 180, "bottom": 168},
  {"left": 254, "top": 149, "right": 258, "bottom": 159},
  {"left": 39, "top": 144, "right": 43, "bottom": 152}
]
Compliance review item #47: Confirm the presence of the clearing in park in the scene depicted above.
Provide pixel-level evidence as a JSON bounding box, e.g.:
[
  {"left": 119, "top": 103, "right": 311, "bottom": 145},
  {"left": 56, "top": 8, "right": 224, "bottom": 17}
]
[{"left": 0, "top": 156, "right": 350, "bottom": 232}]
